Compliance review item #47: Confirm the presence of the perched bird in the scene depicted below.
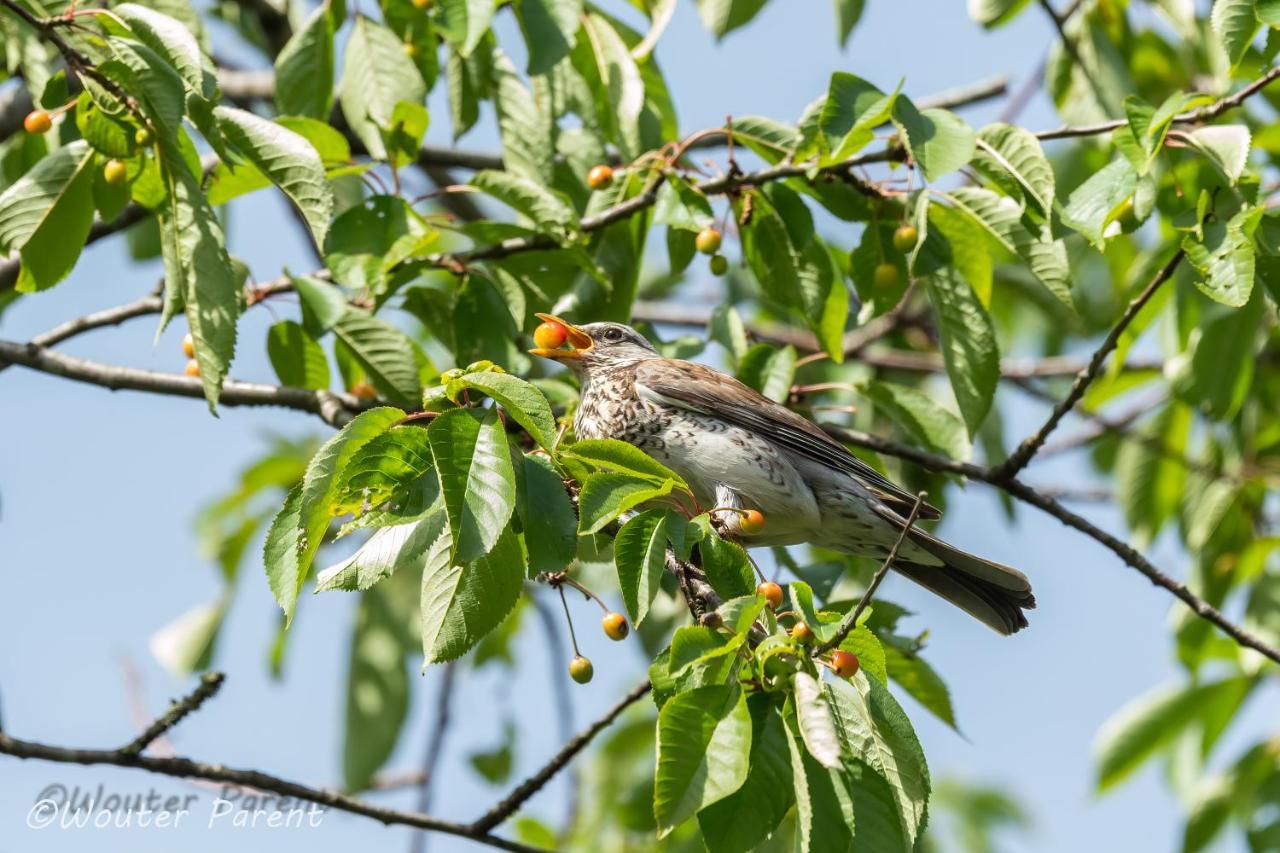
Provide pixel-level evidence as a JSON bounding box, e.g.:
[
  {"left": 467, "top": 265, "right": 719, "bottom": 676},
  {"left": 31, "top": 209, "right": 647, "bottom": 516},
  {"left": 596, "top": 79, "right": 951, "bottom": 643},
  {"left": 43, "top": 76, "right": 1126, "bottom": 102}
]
[{"left": 530, "top": 314, "right": 1036, "bottom": 635}]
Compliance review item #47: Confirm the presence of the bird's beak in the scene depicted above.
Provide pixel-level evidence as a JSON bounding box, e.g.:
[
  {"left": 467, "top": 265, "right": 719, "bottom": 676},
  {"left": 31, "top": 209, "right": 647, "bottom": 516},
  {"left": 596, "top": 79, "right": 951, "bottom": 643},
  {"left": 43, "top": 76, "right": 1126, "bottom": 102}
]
[{"left": 529, "top": 313, "right": 593, "bottom": 360}]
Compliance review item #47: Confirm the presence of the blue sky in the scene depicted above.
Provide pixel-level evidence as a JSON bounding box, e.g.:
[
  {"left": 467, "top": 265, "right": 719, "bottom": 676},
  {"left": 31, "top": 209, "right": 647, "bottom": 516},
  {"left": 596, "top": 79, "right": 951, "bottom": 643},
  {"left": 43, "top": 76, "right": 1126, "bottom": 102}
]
[{"left": 2, "top": 2, "right": 1275, "bottom": 851}]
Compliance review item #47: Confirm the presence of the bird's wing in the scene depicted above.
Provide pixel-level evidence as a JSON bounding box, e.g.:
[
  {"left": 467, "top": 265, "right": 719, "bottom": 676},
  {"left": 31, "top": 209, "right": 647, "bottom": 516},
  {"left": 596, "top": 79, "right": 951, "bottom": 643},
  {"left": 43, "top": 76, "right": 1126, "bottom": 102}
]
[{"left": 633, "top": 359, "right": 941, "bottom": 520}]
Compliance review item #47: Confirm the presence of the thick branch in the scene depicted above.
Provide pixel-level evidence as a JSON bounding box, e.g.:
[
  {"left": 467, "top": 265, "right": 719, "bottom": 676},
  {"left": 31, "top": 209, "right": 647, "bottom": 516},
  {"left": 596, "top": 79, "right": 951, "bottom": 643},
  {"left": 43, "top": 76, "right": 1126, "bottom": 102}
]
[
  {"left": 995, "top": 249, "right": 1183, "bottom": 479},
  {"left": 820, "top": 424, "right": 1280, "bottom": 666},
  {"left": 469, "top": 679, "right": 652, "bottom": 833}
]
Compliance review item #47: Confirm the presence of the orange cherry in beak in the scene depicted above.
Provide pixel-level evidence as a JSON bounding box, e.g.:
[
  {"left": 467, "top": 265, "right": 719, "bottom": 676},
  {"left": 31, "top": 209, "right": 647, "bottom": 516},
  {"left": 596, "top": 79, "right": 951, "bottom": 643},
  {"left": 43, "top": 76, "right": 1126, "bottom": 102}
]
[{"left": 528, "top": 313, "right": 593, "bottom": 359}]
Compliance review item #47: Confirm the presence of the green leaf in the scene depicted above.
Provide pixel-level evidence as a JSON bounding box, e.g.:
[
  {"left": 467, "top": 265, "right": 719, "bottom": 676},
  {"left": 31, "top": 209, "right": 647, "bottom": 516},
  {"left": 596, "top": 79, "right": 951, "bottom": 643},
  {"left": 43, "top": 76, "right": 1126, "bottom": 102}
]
[
  {"left": 698, "top": 533, "right": 756, "bottom": 599},
  {"left": 890, "top": 98, "right": 975, "bottom": 182},
  {"left": 157, "top": 147, "right": 240, "bottom": 410},
  {"left": 972, "top": 123, "right": 1054, "bottom": 215},
  {"left": 518, "top": 454, "right": 577, "bottom": 575},
  {"left": 816, "top": 73, "right": 897, "bottom": 163},
  {"left": 343, "top": 573, "right": 415, "bottom": 790},
  {"left": 471, "top": 169, "right": 578, "bottom": 232},
  {"left": 1094, "top": 676, "right": 1254, "bottom": 790},
  {"left": 149, "top": 597, "right": 227, "bottom": 676},
  {"left": 446, "top": 370, "right": 557, "bottom": 451},
  {"left": 736, "top": 344, "right": 797, "bottom": 404},
  {"left": 698, "top": 696, "right": 794, "bottom": 853},
  {"left": 267, "top": 320, "right": 331, "bottom": 390},
  {"left": 563, "top": 439, "right": 689, "bottom": 490},
  {"left": 838, "top": 626, "right": 888, "bottom": 686},
  {"left": 492, "top": 48, "right": 554, "bottom": 182},
  {"left": 1174, "top": 286, "right": 1263, "bottom": 420},
  {"left": 654, "top": 685, "right": 752, "bottom": 836},
  {"left": 1211, "top": 0, "right": 1259, "bottom": 67},
  {"left": 694, "top": 0, "right": 769, "bottom": 39},
  {"left": 420, "top": 525, "right": 525, "bottom": 663},
  {"left": 785, "top": 719, "right": 857, "bottom": 852},
  {"left": 317, "top": 511, "right": 446, "bottom": 592},
  {"left": 925, "top": 266, "right": 999, "bottom": 435},
  {"left": 1061, "top": 157, "right": 1138, "bottom": 249},
  {"left": 794, "top": 672, "right": 842, "bottom": 769},
  {"left": 1115, "top": 403, "right": 1191, "bottom": 545},
  {"left": 274, "top": 2, "right": 335, "bottom": 118},
  {"left": 614, "top": 509, "right": 671, "bottom": 625},
  {"left": 113, "top": 3, "right": 214, "bottom": 99},
  {"left": 883, "top": 643, "right": 957, "bottom": 730},
  {"left": 654, "top": 176, "right": 715, "bottom": 232},
  {"left": 438, "top": 0, "right": 497, "bottom": 55},
  {"left": 577, "top": 472, "right": 675, "bottom": 534},
  {"left": 515, "top": 0, "right": 581, "bottom": 75},
  {"left": 214, "top": 106, "right": 333, "bottom": 247},
  {"left": 335, "top": 428, "right": 438, "bottom": 515},
  {"left": 264, "top": 407, "right": 404, "bottom": 621},
  {"left": 428, "top": 407, "right": 518, "bottom": 562},
  {"left": 967, "top": 0, "right": 1030, "bottom": 27},
  {"left": 727, "top": 115, "right": 799, "bottom": 164},
  {"left": 857, "top": 379, "right": 971, "bottom": 459},
  {"left": 669, "top": 625, "right": 733, "bottom": 676},
  {"left": 339, "top": 17, "right": 427, "bottom": 160},
  {"left": 1184, "top": 125, "right": 1251, "bottom": 184},
  {"left": 832, "top": 0, "right": 865, "bottom": 45},
  {"left": 293, "top": 273, "right": 348, "bottom": 333},
  {"left": 0, "top": 140, "right": 94, "bottom": 292},
  {"left": 105, "top": 38, "right": 186, "bottom": 138},
  {"left": 332, "top": 311, "right": 422, "bottom": 406},
  {"left": 830, "top": 675, "right": 931, "bottom": 848},
  {"left": 581, "top": 13, "right": 646, "bottom": 158},
  {"left": 1183, "top": 205, "right": 1263, "bottom": 307}
]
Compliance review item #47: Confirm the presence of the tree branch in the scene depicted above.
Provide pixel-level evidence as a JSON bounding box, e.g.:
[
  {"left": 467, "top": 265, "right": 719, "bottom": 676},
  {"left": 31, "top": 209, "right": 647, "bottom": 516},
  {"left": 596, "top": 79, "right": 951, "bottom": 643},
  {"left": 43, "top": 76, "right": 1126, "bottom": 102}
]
[
  {"left": 469, "top": 679, "right": 652, "bottom": 833},
  {"left": 994, "top": 249, "right": 1184, "bottom": 480},
  {"left": 120, "top": 672, "right": 225, "bottom": 757},
  {"left": 819, "top": 424, "right": 1280, "bottom": 666}
]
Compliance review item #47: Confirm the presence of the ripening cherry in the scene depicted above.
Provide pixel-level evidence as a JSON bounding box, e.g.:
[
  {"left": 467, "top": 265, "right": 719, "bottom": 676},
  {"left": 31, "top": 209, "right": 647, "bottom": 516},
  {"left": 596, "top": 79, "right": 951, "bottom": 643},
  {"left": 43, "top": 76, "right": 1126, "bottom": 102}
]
[
  {"left": 183, "top": 359, "right": 200, "bottom": 377},
  {"left": 181, "top": 333, "right": 195, "bottom": 359},
  {"left": 757, "top": 581, "right": 783, "bottom": 609},
  {"left": 135, "top": 127, "right": 154, "bottom": 147},
  {"left": 892, "top": 224, "right": 919, "bottom": 253},
  {"left": 410, "top": 0, "right": 434, "bottom": 8},
  {"left": 103, "top": 159, "right": 128, "bottom": 186},
  {"left": 587, "top": 164, "right": 614, "bottom": 190},
  {"left": 708, "top": 254, "right": 728, "bottom": 277},
  {"left": 873, "top": 262, "right": 900, "bottom": 289},
  {"left": 739, "top": 509, "right": 765, "bottom": 535},
  {"left": 695, "top": 227, "right": 722, "bottom": 255},
  {"left": 533, "top": 321, "right": 568, "bottom": 350},
  {"left": 831, "top": 650, "right": 860, "bottom": 679},
  {"left": 602, "top": 612, "right": 629, "bottom": 641},
  {"left": 568, "top": 655, "right": 594, "bottom": 684},
  {"left": 791, "top": 622, "right": 815, "bottom": 644},
  {"left": 402, "top": 42, "right": 418, "bottom": 58},
  {"left": 24, "top": 110, "right": 52, "bottom": 134},
  {"left": 350, "top": 382, "right": 378, "bottom": 400}
]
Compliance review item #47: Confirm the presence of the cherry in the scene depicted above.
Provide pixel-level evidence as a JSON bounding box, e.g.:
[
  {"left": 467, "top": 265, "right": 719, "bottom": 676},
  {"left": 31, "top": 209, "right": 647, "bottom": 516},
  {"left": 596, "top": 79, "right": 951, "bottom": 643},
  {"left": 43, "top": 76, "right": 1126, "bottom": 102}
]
[
  {"left": 831, "top": 650, "right": 860, "bottom": 679},
  {"left": 183, "top": 359, "right": 200, "bottom": 377},
  {"left": 695, "top": 227, "right": 722, "bottom": 255},
  {"left": 24, "top": 110, "right": 51, "bottom": 134},
  {"left": 739, "top": 509, "right": 765, "bottom": 535},
  {"left": 135, "top": 127, "right": 153, "bottom": 147},
  {"left": 402, "top": 42, "right": 418, "bottom": 57},
  {"left": 533, "top": 321, "right": 568, "bottom": 350},
  {"left": 568, "top": 655, "right": 594, "bottom": 684},
  {"left": 103, "top": 159, "right": 128, "bottom": 186},
  {"left": 350, "top": 382, "right": 378, "bottom": 400},
  {"left": 181, "top": 333, "right": 195, "bottom": 358},
  {"left": 892, "top": 224, "right": 919, "bottom": 253},
  {"left": 873, "top": 262, "right": 900, "bottom": 289},
  {"left": 708, "top": 254, "right": 728, "bottom": 276},
  {"left": 410, "top": 0, "right": 434, "bottom": 8},
  {"left": 757, "top": 581, "right": 783, "bottom": 609},
  {"left": 602, "top": 612, "right": 629, "bottom": 641},
  {"left": 791, "top": 622, "right": 815, "bottom": 644},
  {"left": 587, "top": 164, "right": 614, "bottom": 190}
]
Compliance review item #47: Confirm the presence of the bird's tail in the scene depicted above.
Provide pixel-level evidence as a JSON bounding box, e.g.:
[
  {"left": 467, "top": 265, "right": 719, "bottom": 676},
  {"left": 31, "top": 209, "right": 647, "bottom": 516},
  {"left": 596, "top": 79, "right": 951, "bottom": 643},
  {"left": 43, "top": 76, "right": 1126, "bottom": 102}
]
[{"left": 890, "top": 529, "right": 1036, "bottom": 635}]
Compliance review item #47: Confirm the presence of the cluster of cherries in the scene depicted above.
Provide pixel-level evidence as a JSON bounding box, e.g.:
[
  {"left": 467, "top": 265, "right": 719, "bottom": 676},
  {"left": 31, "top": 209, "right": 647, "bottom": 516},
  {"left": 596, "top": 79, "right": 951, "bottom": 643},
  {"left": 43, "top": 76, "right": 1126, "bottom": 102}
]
[
  {"left": 24, "top": 109, "right": 148, "bottom": 188},
  {"left": 757, "top": 580, "right": 860, "bottom": 679}
]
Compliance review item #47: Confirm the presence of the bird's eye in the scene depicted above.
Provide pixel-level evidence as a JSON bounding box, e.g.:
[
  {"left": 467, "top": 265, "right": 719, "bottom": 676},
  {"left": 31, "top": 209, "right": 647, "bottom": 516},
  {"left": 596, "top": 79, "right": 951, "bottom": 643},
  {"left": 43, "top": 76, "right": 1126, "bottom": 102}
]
[{"left": 603, "top": 328, "right": 624, "bottom": 342}]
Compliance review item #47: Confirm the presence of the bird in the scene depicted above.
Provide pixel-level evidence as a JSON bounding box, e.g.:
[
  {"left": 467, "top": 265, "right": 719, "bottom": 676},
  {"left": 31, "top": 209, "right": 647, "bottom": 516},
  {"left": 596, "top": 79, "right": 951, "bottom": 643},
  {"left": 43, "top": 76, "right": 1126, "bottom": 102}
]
[{"left": 529, "top": 314, "right": 1035, "bottom": 635}]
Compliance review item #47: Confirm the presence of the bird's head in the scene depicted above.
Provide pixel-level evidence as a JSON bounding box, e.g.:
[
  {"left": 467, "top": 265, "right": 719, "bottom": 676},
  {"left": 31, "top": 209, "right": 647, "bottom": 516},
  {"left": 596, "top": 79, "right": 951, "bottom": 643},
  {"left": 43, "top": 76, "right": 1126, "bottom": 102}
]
[{"left": 528, "top": 314, "right": 657, "bottom": 375}]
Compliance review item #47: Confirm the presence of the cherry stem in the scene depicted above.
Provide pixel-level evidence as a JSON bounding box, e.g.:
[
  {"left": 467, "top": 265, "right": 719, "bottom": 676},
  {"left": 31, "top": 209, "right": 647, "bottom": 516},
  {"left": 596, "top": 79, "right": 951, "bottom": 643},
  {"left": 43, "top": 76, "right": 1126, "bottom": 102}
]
[
  {"left": 560, "top": 576, "right": 611, "bottom": 615},
  {"left": 557, "top": 586, "right": 581, "bottom": 656}
]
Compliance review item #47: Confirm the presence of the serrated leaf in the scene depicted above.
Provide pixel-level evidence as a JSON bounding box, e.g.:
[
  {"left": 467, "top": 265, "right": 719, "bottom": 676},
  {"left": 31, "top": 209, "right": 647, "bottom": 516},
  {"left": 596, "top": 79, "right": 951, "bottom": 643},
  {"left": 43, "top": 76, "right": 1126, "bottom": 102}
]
[
  {"left": 891, "top": 99, "right": 975, "bottom": 182},
  {"left": 736, "top": 343, "right": 797, "bottom": 403},
  {"left": 883, "top": 643, "right": 957, "bottom": 730},
  {"left": 972, "top": 122, "right": 1054, "bottom": 215},
  {"left": 215, "top": 106, "right": 333, "bottom": 247},
  {"left": 317, "top": 510, "right": 446, "bottom": 592},
  {"left": 654, "top": 685, "right": 752, "bottom": 836},
  {"left": 0, "top": 140, "right": 94, "bottom": 293},
  {"left": 967, "top": 0, "right": 1030, "bottom": 27},
  {"left": 577, "top": 472, "right": 675, "bottom": 534},
  {"left": 858, "top": 380, "right": 971, "bottom": 459},
  {"left": 794, "top": 672, "right": 842, "bottom": 769},
  {"left": 519, "top": 454, "right": 576, "bottom": 575},
  {"left": 727, "top": 115, "right": 798, "bottom": 164},
  {"left": 438, "top": 0, "right": 497, "bottom": 55},
  {"left": 1061, "top": 157, "right": 1138, "bottom": 249},
  {"left": 428, "top": 407, "right": 517, "bottom": 562},
  {"left": 1211, "top": 0, "right": 1259, "bottom": 67},
  {"left": 614, "top": 509, "right": 670, "bottom": 624},
  {"left": 267, "top": 320, "right": 331, "bottom": 390},
  {"left": 925, "top": 266, "right": 999, "bottom": 435},
  {"left": 340, "top": 17, "right": 426, "bottom": 160},
  {"left": 492, "top": 47, "right": 554, "bottom": 182},
  {"left": 817, "top": 73, "right": 897, "bottom": 163},
  {"left": 264, "top": 407, "right": 404, "bottom": 621},
  {"left": 274, "top": 2, "right": 335, "bottom": 118},
  {"left": 471, "top": 169, "right": 578, "bottom": 232},
  {"left": 113, "top": 3, "right": 214, "bottom": 99},
  {"left": 581, "top": 12, "right": 645, "bottom": 158},
  {"left": 563, "top": 439, "right": 688, "bottom": 489},
  {"left": 1183, "top": 205, "right": 1262, "bottom": 307},
  {"left": 1184, "top": 125, "right": 1251, "bottom": 184},
  {"left": 332, "top": 311, "right": 422, "bottom": 406},
  {"left": 698, "top": 696, "right": 794, "bottom": 853},
  {"left": 446, "top": 370, "right": 558, "bottom": 450},
  {"left": 335, "top": 427, "right": 438, "bottom": 515},
  {"left": 420, "top": 525, "right": 524, "bottom": 664},
  {"left": 694, "top": 0, "right": 769, "bottom": 38},
  {"left": 515, "top": 0, "right": 581, "bottom": 74}
]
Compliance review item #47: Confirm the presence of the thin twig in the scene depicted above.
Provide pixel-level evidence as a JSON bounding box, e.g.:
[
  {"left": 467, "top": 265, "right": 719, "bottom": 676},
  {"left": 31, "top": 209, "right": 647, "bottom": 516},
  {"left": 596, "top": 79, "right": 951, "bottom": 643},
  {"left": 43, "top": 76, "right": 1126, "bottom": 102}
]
[
  {"left": 995, "top": 249, "right": 1184, "bottom": 480},
  {"left": 816, "top": 493, "right": 928, "bottom": 655},
  {"left": 120, "top": 673, "right": 226, "bottom": 757},
  {"left": 469, "top": 680, "right": 652, "bottom": 833}
]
